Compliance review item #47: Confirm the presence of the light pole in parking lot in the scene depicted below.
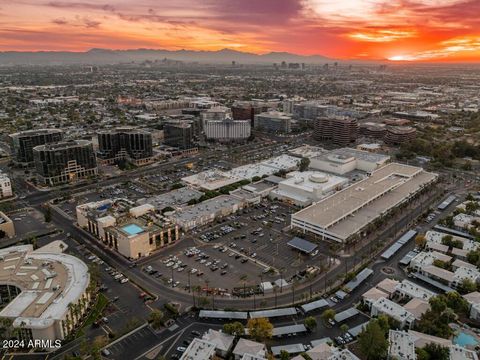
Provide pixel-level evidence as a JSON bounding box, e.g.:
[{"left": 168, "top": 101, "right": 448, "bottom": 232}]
[
  {"left": 171, "top": 267, "right": 174, "bottom": 288},
  {"left": 187, "top": 272, "right": 191, "bottom": 293}
]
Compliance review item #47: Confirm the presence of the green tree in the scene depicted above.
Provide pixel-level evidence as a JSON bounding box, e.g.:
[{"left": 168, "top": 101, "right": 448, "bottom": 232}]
[
  {"left": 223, "top": 321, "right": 244, "bottom": 336},
  {"left": 280, "top": 350, "right": 290, "bottom": 360},
  {"left": 320, "top": 309, "right": 336, "bottom": 325},
  {"left": 458, "top": 278, "right": 477, "bottom": 294},
  {"left": 148, "top": 309, "right": 164, "bottom": 329},
  {"left": 340, "top": 323, "right": 349, "bottom": 335},
  {"left": 247, "top": 318, "right": 273, "bottom": 342},
  {"left": 304, "top": 316, "right": 317, "bottom": 330},
  {"left": 418, "top": 343, "right": 450, "bottom": 360},
  {"left": 299, "top": 157, "right": 310, "bottom": 172},
  {"left": 44, "top": 205, "right": 52, "bottom": 222},
  {"left": 415, "top": 235, "right": 427, "bottom": 248},
  {"left": 358, "top": 320, "right": 389, "bottom": 360}
]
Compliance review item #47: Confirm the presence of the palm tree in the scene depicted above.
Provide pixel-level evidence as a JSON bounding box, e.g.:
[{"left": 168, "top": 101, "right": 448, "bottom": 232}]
[{"left": 240, "top": 274, "right": 248, "bottom": 297}]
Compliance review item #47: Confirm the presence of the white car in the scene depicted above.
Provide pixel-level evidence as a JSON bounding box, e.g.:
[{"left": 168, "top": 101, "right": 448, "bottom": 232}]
[
  {"left": 311, "top": 250, "right": 319, "bottom": 257},
  {"left": 120, "top": 278, "right": 129, "bottom": 284}
]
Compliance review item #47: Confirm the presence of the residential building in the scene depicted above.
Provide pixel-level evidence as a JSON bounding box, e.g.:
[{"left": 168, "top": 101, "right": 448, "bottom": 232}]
[
  {"left": 97, "top": 127, "right": 153, "bottom": 166},
  {"left": 180, "top": 338, "right": 216, "bottom": 360},
  {"left": 0, "top": 243, "right": 89, "bottom": 348},
  {"left": 201, "top": 329, "right": 234, "bottom": 358},
  {"left": 371, "top": 297, "right": 416, "bottom": 329},
  {"left": 394, "top": 279, "right": 436, "bottom": 301},
  {"left": 9, "top": 129, "right": 63, "bottom": 166},
  {"left": 388, "top": 330, "right": 416, "bottom": 360},
  {"left": 33, "top": 140, "right": 98, "bottom": 186},
  {"left": 463, "top": 291, "right": 480, "bottom": 321},
  {"left": 233, "top": 338, "right": 266, "bottom": 360}
]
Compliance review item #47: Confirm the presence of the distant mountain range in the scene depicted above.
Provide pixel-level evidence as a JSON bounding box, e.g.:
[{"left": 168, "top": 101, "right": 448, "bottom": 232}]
[{"left": 0, "top": 48, "right": 334, "bottom": 66}]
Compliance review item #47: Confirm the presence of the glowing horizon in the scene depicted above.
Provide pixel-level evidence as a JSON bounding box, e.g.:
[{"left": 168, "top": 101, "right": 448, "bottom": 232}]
[{"left": 1, "top": 0, "right": 480, "bottom": 62}]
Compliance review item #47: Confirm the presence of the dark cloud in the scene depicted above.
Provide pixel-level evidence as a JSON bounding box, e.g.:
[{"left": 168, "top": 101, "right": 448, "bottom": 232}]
[
  {"left": 46, "top": 2, "right": 115, "bottom": 12},
  {"left": 83, "top": 18, "right": 101, "bottom": 28},
  {"left": 51, "top": 17, "right": 68, "bottom": 25}
]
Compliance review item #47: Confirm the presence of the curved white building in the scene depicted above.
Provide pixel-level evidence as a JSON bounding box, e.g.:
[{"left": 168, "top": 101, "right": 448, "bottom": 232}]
[{"left": 0, "top": 242, "right": 90, "bottom": 348}]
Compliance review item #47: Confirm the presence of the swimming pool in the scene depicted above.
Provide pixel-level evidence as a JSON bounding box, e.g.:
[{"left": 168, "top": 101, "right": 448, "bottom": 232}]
[
  {"left": 454, "top": 332, "right": 478, "bottom": 347},
  {"left": 122, "top": 224, "right": 144, "bottom": 235}
]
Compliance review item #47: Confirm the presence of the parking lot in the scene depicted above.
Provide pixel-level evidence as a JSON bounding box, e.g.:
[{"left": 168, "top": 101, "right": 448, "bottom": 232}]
[
  {"left": 142, "top": 200, "right": 329, "bottom": 295},
  {"left": 56, "top": 181, "right": 153, "bottom": 216}
]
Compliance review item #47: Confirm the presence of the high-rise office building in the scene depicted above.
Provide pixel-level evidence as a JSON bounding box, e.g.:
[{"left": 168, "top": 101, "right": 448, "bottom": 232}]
[
  {"left": 97, "top": 127, "right": 153, "bottom": 166},
  {"left": 163, "top": 121, "right": 194, "bottom": 149},
  {"left": 9, "top": 129, "right": 64, "bottom": 166},
  {"left": 204, "top": 118, "right": 251, "bottom": 142},
  {"left": 254, "top": 111, "right": 292, "bottom": 133},
  {"left": 231, "top": 101, "right": 272, "bottom": 126},
  {"left": 314, "top": 117, "right": 358, "bottom": 146},
  {"left": 385, "top": 126, "right": 416, "bottom": 145},
  {"left": 33, "top": 140, "right": 98, "bottom": 186}
]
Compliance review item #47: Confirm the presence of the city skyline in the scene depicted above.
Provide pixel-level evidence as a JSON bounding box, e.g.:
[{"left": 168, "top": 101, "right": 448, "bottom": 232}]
[{"left": 2, "top": 0, "right": 480, "bottom": 62}]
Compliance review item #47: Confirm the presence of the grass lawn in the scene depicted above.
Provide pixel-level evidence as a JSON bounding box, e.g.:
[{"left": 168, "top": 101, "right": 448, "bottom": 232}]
[{"left": 77, "top": 293, "right": 109, "bottom": 336}]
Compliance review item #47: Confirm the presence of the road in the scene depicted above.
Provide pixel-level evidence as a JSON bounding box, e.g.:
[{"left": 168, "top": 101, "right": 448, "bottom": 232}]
[{"left": 38, "top": 183, "right": 444, "bottom": 312}]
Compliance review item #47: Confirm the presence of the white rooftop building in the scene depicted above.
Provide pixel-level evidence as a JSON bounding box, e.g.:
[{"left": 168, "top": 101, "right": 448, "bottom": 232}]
[
  {"left": 395, "top": 280, "right": 436, "bottom": 301},
  {"left": 270, "top": 171, "right": 348, "bottom": 206},
  {"left": 309, "top": 147, "right": 390, "bottom": 175},
  {"left": 233, "top": 338, "right": 266, "bottom": 360},
  {"left": 0, "top": 171, "right": 12, "bottom": 199},
  {"left": 180, "top": 338, "right": 216, "bottom": 360},
  {"left": 453, "top": 213, "right": 480, "bottom": 230},
  {"left": 463, "top": 291, "right": 480, "bottom": 321},
  {"left": 0, "top": 243, "right": 90, "bottom": 348},
  {"left": 371, "top": 297, "right": 416, "bottom": 329},
  {"left": 388, "top": 330, "right": 416, "bottom": 360},
  {"left": 292, "top": 163, "right": 437, "bottom": 242},
  {"left": 202, "top": 329, "right": 234, "bottom": 357}
]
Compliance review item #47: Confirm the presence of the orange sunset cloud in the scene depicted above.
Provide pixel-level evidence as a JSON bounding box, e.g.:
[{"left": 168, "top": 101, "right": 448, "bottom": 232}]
[{"left": 0, "top": 0, "right": 480, "bottom": 61}]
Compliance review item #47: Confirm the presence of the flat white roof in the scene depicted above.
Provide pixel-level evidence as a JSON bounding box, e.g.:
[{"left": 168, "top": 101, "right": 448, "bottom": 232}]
[
  {"left": 395, "top": 280, "right": 436, "bottom": 301},
  {"left": 0, "top": 244, "right": 89, "bottom": 329},
  {"left": 388, "top": 330, "right": 416, "bottom": 360},
  {"left": 293, "top": 163, "right": 437, "bottom": 240},
  {"left": 279, "top": 171, "right": 348, "bottom": 193}
]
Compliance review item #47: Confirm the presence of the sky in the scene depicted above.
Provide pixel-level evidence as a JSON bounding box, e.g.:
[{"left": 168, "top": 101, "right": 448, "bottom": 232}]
[{"left": 1, "top": 0, "right": 480, "bottom": 61}]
